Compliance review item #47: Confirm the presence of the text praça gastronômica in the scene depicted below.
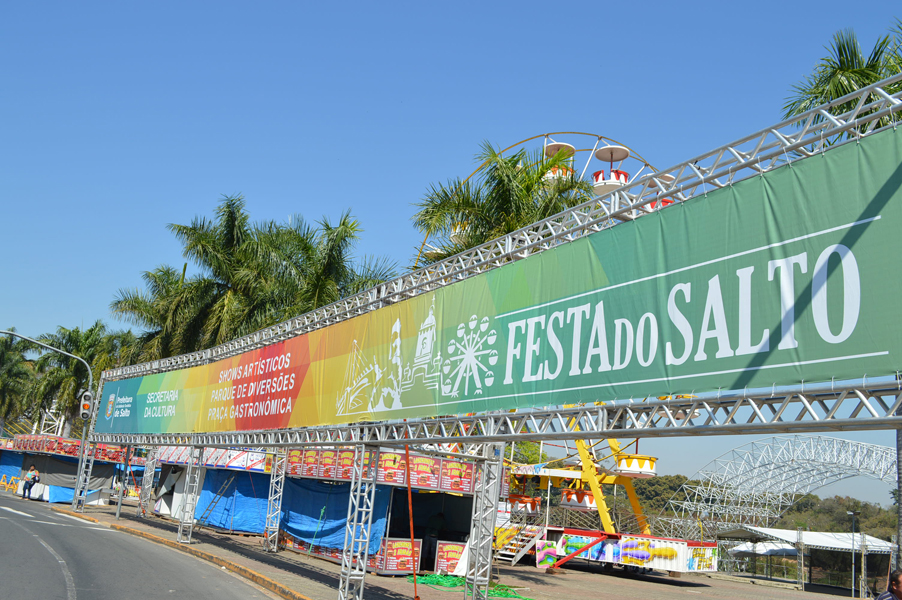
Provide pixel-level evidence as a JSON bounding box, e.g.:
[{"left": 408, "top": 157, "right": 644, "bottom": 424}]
[{"left": 207, "top": 372, "right": 297, "bottom": 422}]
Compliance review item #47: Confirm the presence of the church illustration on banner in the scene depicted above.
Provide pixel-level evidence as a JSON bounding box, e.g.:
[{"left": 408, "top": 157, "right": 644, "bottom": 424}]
[{"left": 336, "top": 298, "right": 499, "bottom": 417}]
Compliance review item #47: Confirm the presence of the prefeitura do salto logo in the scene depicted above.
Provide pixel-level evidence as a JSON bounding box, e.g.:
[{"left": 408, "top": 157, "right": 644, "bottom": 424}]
[{"left": 336, "top": 299, "right": 499, "bottom": 416}]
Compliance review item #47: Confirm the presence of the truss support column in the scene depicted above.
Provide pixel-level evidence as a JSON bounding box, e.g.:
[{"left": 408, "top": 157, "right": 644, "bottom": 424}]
[
  {"left": 465, "top": 443, "right": 504, "bottom": 600},
  {"left": 137, "top": 447, "right": 158, "bottom": 518},
  {"left": 71, "top": 439, "right": 96, "bottom": 512},
  {"left": 263, "top": 448, "right": 288, "bottom": 552},
  {"left": 338, "top": 445, "right": 380, "bottom": 600},
  {"left": 177, "top": 446, "right": 202, "bottom": 544}
]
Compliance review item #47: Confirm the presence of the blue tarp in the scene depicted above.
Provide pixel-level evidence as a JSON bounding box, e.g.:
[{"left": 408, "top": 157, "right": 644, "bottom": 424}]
[
  {"left": 46, "top": 486, "right": 98, "bottom": 504},
  {"left": 0, "top": 450, "right": 24, "bottom": 483},
  {"left": 115, "top": 464, "right": 151, "bottom": 477},
  {"left": 280, "top": 478, "right": 390, "bottom": 555},
  {"left": 193, "top": 469, "right": 269, "bottom": 533}
]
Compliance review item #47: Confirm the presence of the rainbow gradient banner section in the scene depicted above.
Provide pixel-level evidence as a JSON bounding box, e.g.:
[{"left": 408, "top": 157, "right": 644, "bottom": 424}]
[{"left": 97, "top": 129, "right": 902, "bottom": 435}]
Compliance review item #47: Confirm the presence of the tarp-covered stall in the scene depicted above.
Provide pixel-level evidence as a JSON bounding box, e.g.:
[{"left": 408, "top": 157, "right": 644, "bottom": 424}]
[
  {"left": 717, "top": 526, "right": 895, "bottom": 554},
  {"left": 193, "top": 469, "right": 269, "bottom": 534},
  {"left": 13, "top": 453, "right": 115, "bottom": 504},
  {"left": 280, "top": 478, "right": 390, "bottom": 555},
  {"left": 718, "top": 525, "right": 896, "bottom": 592}
]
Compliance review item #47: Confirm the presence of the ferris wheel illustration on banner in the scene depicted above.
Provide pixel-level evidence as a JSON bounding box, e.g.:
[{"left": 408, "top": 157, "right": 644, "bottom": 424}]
[{"left": 415, "top": 132, "right": 664, "bottom": 266}]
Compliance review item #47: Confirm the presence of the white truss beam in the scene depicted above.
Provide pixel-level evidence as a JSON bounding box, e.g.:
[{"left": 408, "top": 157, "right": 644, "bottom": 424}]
[
  {"left": 90, "top": 377, "right": 902, "bottom": 448},
  {"left": 658, "top": 434, "right": 897, "bottom": 540}
]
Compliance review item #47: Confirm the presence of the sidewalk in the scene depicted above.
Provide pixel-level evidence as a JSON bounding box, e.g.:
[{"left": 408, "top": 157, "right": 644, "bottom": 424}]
[{"left": 37, "top": 497, "right": 831, "bottom": 600}]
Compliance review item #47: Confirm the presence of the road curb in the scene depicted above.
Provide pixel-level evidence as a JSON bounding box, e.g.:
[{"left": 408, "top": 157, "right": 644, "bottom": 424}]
[
  {"left": 49, "top": 507, "right": 310, "bottom": 600},
  {"left": 50, "top": 507, "right": 100, "bottom": 523},
  {"left": 108, "top": 524, "right": 313, "bottom": 600}
]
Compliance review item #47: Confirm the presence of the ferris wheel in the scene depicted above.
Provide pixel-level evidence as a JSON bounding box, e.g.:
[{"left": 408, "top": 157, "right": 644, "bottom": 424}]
[
  {"left": 507, "top": 131, "right": 657, "bottom": 197},
  {"left": 415, "top": 131, "right": 670, "bottom": 266}
]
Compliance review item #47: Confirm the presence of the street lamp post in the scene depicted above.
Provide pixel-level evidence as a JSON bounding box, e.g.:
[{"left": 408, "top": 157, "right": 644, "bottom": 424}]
[
  {"left": 848, "top": 510, "right": 861, "bottom": 598},
  {"left": 0, "top": 330, "right": 94, "bottom": 509}
]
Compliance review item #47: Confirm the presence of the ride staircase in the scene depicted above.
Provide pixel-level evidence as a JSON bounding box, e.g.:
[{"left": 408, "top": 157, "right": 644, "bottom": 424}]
[
  {"left": 495, "top": 508, "right": 546, "bottom": 565},
  {"left": 496, "top": 525, "right": 544, "bottom": 565}
]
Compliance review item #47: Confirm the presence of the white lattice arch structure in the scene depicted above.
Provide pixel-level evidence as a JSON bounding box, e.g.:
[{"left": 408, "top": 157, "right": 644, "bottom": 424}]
[{"left": 658, "top": 435, "right": 896, "bottom": 540}]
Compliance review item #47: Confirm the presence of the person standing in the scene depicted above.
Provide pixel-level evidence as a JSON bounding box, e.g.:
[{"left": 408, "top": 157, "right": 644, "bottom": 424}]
[
  {"left": 22, "top": 465, "right": 40, "bottom": 500},
  {"left": 878, "top": 570, "right": 902, "bottom": 600}
]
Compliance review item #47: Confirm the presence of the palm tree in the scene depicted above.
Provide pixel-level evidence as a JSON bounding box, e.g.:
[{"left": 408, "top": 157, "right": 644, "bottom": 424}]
[
  {"left": 113, "top": 196, "right": 396, "bottom": 358},
  {"left": 112, "top": 265, "right": 203, "bottom": 361},
  {"left": 413, "top": 141, "right": 594, "bottom": 264},
  {"left": 783, "top": 25, "right": 902, "bottom": 137},
  {"left": 31, "top": 321, "right": 120, "bottom": 437},
  {"left": 263, "top": 211, "right": 397, "bottom": 321},
  {"left": 0, "top": 327, "right": 35, "bottom": 436}
]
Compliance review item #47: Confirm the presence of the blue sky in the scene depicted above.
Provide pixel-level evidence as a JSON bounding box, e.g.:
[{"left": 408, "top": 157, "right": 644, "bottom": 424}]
[{"left": 1, "top": 2, "right": 900, "bottom": 504}]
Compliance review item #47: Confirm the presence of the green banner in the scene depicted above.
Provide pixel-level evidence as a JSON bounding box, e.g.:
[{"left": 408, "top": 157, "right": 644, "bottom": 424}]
[{"left": 97, "top": 129, "right": 902, "bottom": 434}]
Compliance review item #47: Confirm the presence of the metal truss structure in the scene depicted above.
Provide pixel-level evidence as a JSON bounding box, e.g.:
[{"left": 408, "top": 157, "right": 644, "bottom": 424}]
[
  {"left": 658, "top": 435, "right": 897, "bottom": 541},
  {"left": 177, "top": 447, "right": 202, "bottom": 543},
  {"left": 37, "top": 409, "right": 66, "bottom": 436},
  {"left": 92, "top": 376, "right": 902, "bottom": 448},
  {"left": 263, "top": 449, "right": 287, "bottom": 552},
  {"left": 71, "top": 440, "right": 96, "bottom": 512},
  {"left": 76, "top": 75, "right": 902, "bottom": 598},
  {"left": 465, "top": 444, "right": 505, "bottom": 600},
  {"left": 338, "top": 445, "right": 381, "bottom": 600},
  {"left": 137, "top": 447, "right": 158, "bottom": 518}
]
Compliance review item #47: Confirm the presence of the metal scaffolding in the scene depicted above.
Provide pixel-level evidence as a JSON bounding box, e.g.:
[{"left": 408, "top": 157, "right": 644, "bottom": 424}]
[
  {"left": 177, "top": 446, "right": 202, "bottom": 543},
  {"left": 465, "top": 444, "right": 504, "bottom": 600},
  {"left": 89, "top": 377, "right": 902, "bottom": 449},
  {"left": 137, "top": 446, "right": 158, "bottom": 517},
  {"left": 71, "top": 439, "right": 96, "bottom": 512},
  {"left": 263, "top": 448, "right": 288, "bottom": 552},
  {"left": 659, "top": 435, "right": 897, "bottom": 540},
  {"left": 338, "top": 445, "right": 381, "bottom": 600}
]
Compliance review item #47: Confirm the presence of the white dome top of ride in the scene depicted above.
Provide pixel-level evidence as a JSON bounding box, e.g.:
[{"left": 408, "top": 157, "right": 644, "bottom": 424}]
[
  {"left": 647, "top": 173, "right": 675, "bottom": 188},
  {"left": 594, "top": 145, "right": 630, "bottom": 163},
  {"left": 544, "top": 141, "right": 576, "bottom": 158}
]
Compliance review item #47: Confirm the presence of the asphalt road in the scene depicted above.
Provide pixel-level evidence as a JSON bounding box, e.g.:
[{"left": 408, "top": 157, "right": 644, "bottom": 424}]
[{"left": 0, "top": 494, "right": 276, "bottom": 600}]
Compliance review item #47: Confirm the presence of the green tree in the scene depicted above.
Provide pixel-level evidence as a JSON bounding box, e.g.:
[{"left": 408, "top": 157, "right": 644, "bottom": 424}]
[
  {"left": 0, "top": 327, "right": 35, "bottom": 436},
  {"left": 113, "top": 196, "right": 395, "bottom": 359},
  {"left": 260, "top": 210, "right": 397, "bottom": 322},
  {"left": 631, "top": 474, "right": 692, "bottom": 514},
  {"left": 776, "top": 493, "right": 897, "bottom": 542},
  {"left": 510, "top": 441, "right": 549, "bottom": 465},
  {"left": 31, "top": 321, "right": 124, "bottom": 436},
  {"left": 111, "top": 265, "right": 192, "bottom": 361},
  {"left": 413, "top": 142, "right": 593, "bottom": 264},
  {"left": 784, "top": 23, "right": 902, "bottom": 138}
]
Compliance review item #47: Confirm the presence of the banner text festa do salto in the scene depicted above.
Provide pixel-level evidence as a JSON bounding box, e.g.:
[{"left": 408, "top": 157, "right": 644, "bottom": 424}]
[{"left": 96, "top": 130, "right": 902, "bottom": 436}]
